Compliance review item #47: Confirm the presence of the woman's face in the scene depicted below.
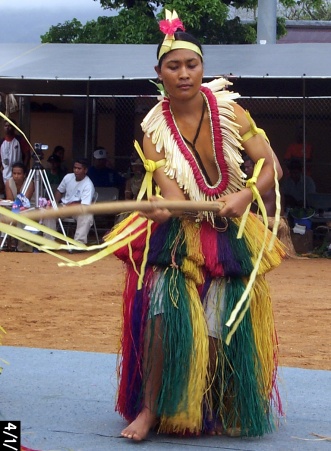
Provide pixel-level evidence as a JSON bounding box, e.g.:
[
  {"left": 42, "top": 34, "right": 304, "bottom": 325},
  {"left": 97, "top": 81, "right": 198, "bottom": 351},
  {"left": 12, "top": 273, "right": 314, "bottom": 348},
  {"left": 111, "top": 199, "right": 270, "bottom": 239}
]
[
  {"left": 12, "top": 167, "right": 25, "bottom": 185},
  {"left": 155, "top": 49, "right": 203, "bottom": 100}
]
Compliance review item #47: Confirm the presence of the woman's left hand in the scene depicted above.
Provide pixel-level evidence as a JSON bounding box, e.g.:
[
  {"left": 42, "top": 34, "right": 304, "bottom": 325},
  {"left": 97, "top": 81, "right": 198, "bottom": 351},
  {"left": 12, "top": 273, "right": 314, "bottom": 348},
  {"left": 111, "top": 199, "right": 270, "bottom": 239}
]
[{"left": 217, "top": 188, "right": 253, "bottom": 218}]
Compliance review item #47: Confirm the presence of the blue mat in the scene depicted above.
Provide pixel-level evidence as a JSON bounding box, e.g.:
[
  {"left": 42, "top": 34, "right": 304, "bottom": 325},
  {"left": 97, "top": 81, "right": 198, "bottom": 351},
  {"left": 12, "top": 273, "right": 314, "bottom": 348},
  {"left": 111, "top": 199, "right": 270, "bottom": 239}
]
[{"left": 0, "top": 346, "right": 330, "bottom": 450}]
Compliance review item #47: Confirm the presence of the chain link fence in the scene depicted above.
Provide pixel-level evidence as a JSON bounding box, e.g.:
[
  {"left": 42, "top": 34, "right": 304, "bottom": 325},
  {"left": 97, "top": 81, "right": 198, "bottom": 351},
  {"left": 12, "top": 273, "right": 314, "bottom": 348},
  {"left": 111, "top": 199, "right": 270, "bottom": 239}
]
[
  {"left": 94, "top": 94, "right": 331, "bottom": 192},
  {"left": 95, "top": 96, "right": 157, "bottom": 174},
  {"left": 237, "top": 96, "right": 331, "bottom": 192}
]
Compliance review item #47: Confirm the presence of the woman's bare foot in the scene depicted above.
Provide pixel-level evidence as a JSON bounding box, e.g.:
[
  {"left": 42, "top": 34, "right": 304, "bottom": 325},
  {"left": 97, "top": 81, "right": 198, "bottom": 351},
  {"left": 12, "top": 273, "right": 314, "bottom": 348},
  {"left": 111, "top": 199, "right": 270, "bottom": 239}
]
[
  {"left": 207, "top": 423, "right": 223, "bottom": 436},
  {"left": 204, "top": 418, "right": 223, "bottom": 436},
  {"left": 121, "top": 407, "right": 158, "bottom": 441}
]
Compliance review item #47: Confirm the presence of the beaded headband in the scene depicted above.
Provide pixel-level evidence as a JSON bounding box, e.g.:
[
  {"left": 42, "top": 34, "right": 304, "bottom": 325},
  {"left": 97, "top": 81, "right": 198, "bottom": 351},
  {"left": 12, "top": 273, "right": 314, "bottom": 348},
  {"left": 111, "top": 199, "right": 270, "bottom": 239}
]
[{"left": 158, "top": 9, "right": 203, "bottom": 61}]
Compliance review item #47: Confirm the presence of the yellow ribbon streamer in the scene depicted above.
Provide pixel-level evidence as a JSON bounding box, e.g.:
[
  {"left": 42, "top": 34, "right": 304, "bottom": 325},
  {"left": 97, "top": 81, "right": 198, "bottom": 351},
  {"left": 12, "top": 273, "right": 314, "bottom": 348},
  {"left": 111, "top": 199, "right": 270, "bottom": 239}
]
[
  {"left": 269, "top": 157, "right": 281, "bottom": 250},
  {"left": 226, "top": 158, "right": 269, "bottom": 344},
  {"left": 237, "top": 158, "right": 267, "bottom": 239},
  {"left": 0, "top": 205, "right": 112, "bottom": 263},
  {"left": 133, "top": 140, "right": 166, "bottom": 289},
  {"left": 240, "top": 110, "right": 281, "bottom": 249}
]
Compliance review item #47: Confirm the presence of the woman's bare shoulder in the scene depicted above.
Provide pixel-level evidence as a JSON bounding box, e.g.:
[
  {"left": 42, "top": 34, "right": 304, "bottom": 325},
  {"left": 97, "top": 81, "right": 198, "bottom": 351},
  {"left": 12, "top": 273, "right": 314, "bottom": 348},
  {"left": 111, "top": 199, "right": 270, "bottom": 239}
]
[{"left": 143, "top": 134, "right": 165, "bottom": 161}]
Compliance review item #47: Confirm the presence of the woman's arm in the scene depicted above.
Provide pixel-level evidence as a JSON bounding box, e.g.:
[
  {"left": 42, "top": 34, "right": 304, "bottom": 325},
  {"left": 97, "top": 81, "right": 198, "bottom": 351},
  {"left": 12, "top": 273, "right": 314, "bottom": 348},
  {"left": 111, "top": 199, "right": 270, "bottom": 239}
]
[
  {"left": 218, "top": 104, "right": 283, "bottom": 218},
  {"left": 5, "top": 180, "right": 14, "bottom": 201},
  {"left": 140, "top": 134, "right": 186, "bottom": 223},
  {"left": 143, "top": 134, "right": 186, "bottom": 201}
]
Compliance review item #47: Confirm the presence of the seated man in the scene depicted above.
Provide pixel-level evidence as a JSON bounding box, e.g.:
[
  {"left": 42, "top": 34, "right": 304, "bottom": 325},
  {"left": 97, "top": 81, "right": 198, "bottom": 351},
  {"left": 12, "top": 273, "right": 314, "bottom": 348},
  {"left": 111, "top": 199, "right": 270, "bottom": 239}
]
[
  {"left": 282, "top": 159, "right": 316, "bottom": 210},
  {"left": 45, "top": 153, "right": 66, "bottom": 188},
  {"left": 45, "top": 158, "right": 95, "bottom": 245},
  {"left": 284, "top": 125, "right": 313, "bottom": 176},
  {"left": 87, "top": 147, "right": 125, "bottom": 196}
]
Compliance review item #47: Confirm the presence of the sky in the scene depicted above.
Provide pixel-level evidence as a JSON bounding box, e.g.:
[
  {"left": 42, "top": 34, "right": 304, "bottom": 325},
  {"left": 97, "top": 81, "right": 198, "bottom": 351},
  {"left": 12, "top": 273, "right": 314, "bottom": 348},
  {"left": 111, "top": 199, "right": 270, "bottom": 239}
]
[{"left": 0, "top": 0, "right": 114, "bottom": 43}]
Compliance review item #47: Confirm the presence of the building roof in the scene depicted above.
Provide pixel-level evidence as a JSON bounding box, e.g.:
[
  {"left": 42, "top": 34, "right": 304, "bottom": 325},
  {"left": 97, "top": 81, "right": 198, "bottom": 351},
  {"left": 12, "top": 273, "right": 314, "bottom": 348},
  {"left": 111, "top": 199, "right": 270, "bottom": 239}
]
[
  {"left": 1, "top": 42, "right": 331, "bottom": 97},
  {"left": 278, "top": 20, "right": 331, "bottom": 44}
]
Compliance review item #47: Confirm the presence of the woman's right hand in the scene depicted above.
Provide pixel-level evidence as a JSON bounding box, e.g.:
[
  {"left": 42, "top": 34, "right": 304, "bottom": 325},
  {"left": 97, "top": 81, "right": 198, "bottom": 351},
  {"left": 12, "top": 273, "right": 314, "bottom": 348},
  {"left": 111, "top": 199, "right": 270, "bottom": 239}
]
[{"left": 138, "top": 196, "right": 172, "bottom": 224}]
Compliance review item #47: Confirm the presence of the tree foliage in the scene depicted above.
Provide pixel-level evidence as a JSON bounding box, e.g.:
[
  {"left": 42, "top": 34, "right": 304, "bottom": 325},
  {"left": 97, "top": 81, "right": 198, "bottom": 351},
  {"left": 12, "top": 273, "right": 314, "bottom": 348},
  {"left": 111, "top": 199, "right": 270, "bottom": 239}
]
[
  {"left": 41, "top": 18, "right": 84, "bottom": 43},
  {"left": 280, "top": 0, "right": 331, "bottom": 20},
  {"left": 41, "top": 0, "right": 290, "bottom": 45}
]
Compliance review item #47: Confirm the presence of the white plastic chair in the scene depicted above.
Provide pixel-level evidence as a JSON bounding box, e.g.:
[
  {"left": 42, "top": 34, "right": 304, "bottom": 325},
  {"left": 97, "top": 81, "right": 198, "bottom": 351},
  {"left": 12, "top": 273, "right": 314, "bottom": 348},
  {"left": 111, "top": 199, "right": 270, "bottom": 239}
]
[{"left": 95, "top": 187, "right": 119, "bottom": 202}]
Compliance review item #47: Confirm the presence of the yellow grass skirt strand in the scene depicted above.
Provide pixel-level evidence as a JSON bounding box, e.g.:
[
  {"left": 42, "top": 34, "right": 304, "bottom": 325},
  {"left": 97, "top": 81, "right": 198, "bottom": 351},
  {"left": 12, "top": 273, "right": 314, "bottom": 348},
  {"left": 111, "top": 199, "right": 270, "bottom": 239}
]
[
  {"left": 250, "top": 276, "right": 281, "bottom": 405},
  {"left": 224, "top": 213, "right": 285, "bottom": 345},
  {"left": 233, "top": 213, "right": 286, "bottom": 275},
  {"left": 158, "top": 276, "right": 209, "bottom": 434},
  {"left": 181, "top": 219, "right": 204, "bottom": 286}
]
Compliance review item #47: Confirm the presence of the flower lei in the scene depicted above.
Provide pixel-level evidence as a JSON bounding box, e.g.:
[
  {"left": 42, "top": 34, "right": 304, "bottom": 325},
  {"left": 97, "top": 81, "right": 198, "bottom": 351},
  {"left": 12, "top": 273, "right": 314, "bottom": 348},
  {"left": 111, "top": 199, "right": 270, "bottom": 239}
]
[{"left": 162, "top": 86, "right": 229, "bottom": 197}]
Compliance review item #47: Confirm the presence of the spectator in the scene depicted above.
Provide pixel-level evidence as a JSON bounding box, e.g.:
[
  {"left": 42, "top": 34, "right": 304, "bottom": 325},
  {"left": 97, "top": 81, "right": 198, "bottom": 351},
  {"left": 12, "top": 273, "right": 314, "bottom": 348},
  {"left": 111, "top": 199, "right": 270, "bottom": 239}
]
[
  {"left": 282, "top": 159, "right": 316, "bottom": 210},
  {"left": 2, "top": 161, "right": 34, "bottom": 252},
  {"left": 88, "top": 147, "right": 125, "bottom": 195},
  {"left": 124, "top": 159, "right": 145, "bottom": 200},
  {"left": 284, "top": 125, "right": 313, "bottom": 176},
  {"left": 0, "top": 119, "right": 30, "bottom": 183},
  {"left": 45, "top": 154, "right": 66, "bottom": 188},
  {"left": 52, "top": 145, "right": 68, "bottom": 174},
  {"left": 5, "top": 161, "right": 34, "bottom": 201},
  {"left": 45, "top": 158, "right": 95, "bottom": 245}
]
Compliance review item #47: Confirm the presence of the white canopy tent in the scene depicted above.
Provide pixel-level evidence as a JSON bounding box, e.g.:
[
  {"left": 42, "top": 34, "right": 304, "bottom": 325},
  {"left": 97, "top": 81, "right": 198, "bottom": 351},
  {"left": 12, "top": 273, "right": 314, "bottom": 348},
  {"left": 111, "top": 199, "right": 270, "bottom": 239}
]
[{"left": 2, "top": 42, "right": 331, "bottom": 204}]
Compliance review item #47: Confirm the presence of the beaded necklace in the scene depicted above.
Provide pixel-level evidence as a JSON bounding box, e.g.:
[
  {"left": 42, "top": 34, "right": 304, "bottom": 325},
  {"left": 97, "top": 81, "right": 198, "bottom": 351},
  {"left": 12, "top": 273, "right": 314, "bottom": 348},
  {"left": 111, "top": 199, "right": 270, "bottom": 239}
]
[{"left": 162, "top": 85, "right": 229, "bottom": 197}]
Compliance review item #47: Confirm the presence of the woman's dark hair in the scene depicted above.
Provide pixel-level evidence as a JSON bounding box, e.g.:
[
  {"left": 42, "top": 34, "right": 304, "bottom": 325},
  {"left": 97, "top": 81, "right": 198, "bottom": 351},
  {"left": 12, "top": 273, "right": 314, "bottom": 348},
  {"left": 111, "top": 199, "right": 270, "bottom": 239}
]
[
  {"left": 12, "top": 161, "right": 25, "bottom": 172},
  {"left": 157, "top": 31, "right": 203, "bottom": 67}
]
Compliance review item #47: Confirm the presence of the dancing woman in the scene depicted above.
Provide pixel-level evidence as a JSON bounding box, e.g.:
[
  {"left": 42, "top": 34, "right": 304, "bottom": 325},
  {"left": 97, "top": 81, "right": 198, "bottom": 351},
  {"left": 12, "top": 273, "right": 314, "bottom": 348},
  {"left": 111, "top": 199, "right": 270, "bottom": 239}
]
[{"left": 112, "top": 10, "right": 285, "bottom": 441}]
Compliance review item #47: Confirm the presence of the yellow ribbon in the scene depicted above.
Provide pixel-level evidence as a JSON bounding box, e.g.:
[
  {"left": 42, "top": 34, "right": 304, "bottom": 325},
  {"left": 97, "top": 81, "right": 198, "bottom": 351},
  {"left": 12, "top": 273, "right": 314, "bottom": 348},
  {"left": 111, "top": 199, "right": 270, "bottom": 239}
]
[
  {"left": 226, "top": 158, "right": 269, "bottom": 344},
  {"left": 0, "top": 204, "right": 117, "bottom": 263},
  {"left": 237, "top": 158, "right": 267, "bottom": 239},
  {"left": 241, "top": 111, "right": 269, "bottom": 144},
  {"left": 240, "top": 110, "right": 281, "bottom": 249},
  {"left": 134, "top": 140, "right": 165, "bottom": 201},
  {"left": 133, "top": 140, "right": 166, "bottom": 289},
  {"left": 269, "top": 157, "right": 281, "bottom": 249}
]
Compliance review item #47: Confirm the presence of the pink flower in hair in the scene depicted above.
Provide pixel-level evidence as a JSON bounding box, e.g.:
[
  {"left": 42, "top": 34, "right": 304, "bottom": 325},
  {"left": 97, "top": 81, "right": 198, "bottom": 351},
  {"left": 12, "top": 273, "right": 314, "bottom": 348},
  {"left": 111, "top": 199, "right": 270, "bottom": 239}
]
[{"left": 159, "top": 18, "right": 185, "bottom": 35}]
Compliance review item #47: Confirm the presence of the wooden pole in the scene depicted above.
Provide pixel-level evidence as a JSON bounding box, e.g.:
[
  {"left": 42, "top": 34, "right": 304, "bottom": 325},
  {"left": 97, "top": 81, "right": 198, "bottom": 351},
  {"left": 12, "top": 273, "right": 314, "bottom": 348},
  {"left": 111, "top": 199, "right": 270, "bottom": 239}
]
[{"left": 20, "top": 200, "right": 225, "bottom": 222}]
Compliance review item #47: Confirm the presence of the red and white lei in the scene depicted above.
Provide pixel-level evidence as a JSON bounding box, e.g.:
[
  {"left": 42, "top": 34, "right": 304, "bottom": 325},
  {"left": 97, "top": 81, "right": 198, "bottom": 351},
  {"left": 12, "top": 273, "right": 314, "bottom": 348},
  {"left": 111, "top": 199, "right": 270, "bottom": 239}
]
[{"left": 141, "top": 78, "right": 245, "bottom": 211}]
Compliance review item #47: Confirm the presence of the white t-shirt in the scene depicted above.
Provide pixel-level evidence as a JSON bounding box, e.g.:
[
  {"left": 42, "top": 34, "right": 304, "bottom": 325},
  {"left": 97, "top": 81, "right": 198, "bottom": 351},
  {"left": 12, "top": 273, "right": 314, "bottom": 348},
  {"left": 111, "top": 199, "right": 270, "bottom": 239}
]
[
  {"left": 57, "top": 173, "right": 95, "bottom": 205},
  {"left": 282, "top": 174, "right": 316, "bottom": 203},
  {"left": 0, "top": 137, "right": 23, "bottom": 183}
]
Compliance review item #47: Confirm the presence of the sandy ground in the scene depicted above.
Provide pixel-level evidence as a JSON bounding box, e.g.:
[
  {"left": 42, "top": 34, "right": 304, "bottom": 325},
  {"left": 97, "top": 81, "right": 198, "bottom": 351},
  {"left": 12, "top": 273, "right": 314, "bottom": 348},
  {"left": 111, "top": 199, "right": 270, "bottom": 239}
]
[{"left": 0, "top": 251, "right": 330, "bottom": 371}]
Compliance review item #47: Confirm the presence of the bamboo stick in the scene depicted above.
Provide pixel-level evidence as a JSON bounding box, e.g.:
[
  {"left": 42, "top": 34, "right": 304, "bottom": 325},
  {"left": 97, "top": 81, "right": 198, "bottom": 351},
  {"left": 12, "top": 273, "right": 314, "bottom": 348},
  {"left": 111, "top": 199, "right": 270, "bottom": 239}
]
[{"left": 20, "top": 200, "right": 225, "bottom": 222}]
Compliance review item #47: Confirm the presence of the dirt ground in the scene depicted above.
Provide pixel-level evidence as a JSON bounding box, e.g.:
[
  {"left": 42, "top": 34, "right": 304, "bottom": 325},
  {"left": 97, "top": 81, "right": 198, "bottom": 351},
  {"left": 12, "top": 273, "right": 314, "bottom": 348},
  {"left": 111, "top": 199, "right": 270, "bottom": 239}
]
[{"left": 0, "top": 251, "right": 330, "bottom": 371}]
